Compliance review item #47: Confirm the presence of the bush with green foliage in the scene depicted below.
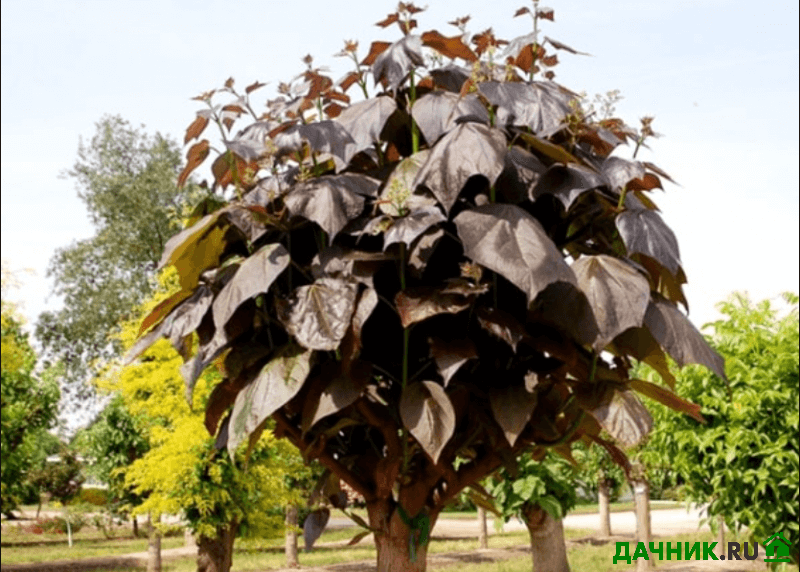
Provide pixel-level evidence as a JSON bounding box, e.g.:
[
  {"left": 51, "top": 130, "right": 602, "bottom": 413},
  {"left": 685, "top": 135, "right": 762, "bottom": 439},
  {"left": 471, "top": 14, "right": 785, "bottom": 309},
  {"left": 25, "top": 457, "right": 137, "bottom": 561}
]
[{"left": 642, "top": 292, "right": 799, "bottom": 566}]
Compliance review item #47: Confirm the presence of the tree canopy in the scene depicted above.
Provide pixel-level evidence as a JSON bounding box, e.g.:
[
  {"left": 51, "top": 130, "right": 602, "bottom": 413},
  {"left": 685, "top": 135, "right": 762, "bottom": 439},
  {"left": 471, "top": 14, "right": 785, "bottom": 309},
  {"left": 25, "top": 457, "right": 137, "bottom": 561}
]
[
  {"left": 642, "top": 292, "right": 799, "bottom": 566},
  {"left": 128, "top": 4, "right": 725, "bottom": 570},
  {"left": 36, "top": 115, "right": 202, "bottom": 403}
]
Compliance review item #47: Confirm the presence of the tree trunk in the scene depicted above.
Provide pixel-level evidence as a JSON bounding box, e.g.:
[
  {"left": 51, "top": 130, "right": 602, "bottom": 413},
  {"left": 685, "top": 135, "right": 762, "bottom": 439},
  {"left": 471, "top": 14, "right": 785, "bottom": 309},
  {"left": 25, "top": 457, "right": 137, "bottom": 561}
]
[
  {"left": 367, "top": 498, "right": 439, "bottom": 572},
  {"left": 632, "top": 479, "right": 652, "bottom": 571},
  {"left": 522, "top": 504, "right": 570, "bottom": 572},
  {"left": 477, "top": 506, "right": 488, "bottom": 549},
  {"left": 132, "top": 515, "right": 139, "bottom": 538},
  {"left": 146, "top": 513, "right": 161, "bottom": 572},
  {"left": 715, "top": 514, "right": 725, "bottom": 559},
  {"left": 285, "top": 504, "right": 299, "bottom": 568},
  {"left": 598, "top": 477, "right": 612, "bottom": 537},
  {"left": 197, "top": 522, "right": 238, "bottom": 572}
]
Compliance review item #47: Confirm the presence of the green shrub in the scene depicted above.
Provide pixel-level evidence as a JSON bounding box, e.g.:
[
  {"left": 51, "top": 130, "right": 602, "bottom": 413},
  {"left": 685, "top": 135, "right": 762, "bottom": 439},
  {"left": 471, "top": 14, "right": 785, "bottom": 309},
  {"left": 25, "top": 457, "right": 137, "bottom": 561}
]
[
  {"left": 78, "top": 487, "right": 109, "bottom": 506},
  {"left": 32, "top": 514, "right": 86, "bottom": 534}
]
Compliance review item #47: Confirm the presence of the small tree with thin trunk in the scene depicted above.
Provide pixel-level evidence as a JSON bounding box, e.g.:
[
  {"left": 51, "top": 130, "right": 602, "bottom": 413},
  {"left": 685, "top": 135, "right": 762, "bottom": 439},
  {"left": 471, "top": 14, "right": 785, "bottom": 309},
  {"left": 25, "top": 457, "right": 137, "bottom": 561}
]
[{"left": 130, "top": 3, "right": 725, "bottom": 570}]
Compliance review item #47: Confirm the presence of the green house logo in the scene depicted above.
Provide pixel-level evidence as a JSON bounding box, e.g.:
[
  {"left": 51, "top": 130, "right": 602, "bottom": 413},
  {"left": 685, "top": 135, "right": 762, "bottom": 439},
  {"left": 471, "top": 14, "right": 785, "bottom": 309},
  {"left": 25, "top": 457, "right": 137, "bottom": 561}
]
[{"left": 763, "top": 532, "right": 793, "bottom": 563}]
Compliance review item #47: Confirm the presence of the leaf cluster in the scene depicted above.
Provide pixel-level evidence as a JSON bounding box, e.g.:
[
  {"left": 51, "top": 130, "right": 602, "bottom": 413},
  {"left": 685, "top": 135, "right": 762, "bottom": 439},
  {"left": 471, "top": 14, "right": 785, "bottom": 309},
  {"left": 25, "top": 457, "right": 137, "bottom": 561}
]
[{"left": 132, "top": 4, "right": 725, "bottom": 521}]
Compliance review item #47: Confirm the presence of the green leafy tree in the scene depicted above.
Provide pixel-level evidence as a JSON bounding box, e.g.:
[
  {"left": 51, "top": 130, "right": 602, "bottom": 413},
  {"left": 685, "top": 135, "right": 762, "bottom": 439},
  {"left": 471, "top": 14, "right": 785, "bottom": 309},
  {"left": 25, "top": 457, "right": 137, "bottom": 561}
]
[
  {"left": 29, "top": 447, "right": 85, "bottom": 505},
  {"left": 130, "top": 4, "right": 725, "bottom": 570},
  {"left": 641, "top": 293, "right": 799, "bottom": 567},
  {"left": 36, "top": 115, "right": 203, "bottom": 403},
  {"left": 1, "top": 264, "right": 60, "bottom": 517},
  {"left": 103, "top": 272, "right": 305, "bottom": 572},
  {"left": 487, "top": 453, "right": 577, "bottom": 571}
]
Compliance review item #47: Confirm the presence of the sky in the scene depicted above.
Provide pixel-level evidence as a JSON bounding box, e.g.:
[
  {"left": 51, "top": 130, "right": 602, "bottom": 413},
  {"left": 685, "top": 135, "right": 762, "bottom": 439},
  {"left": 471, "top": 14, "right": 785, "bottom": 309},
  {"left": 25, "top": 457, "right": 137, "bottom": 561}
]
[{"left": 2, "top": 0, "right": 798, "bottom": 340}]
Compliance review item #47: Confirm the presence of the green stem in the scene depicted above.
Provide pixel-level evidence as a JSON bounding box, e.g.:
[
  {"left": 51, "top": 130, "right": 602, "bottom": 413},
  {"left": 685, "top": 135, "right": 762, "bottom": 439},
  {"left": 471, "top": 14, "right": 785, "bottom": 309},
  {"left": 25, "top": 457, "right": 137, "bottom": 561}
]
[
  {"left": 617, "top": 185, "right": 628, "bottom": 210},
  {"left": 409, "top": 70, "right": 419, "bottom": 154}
]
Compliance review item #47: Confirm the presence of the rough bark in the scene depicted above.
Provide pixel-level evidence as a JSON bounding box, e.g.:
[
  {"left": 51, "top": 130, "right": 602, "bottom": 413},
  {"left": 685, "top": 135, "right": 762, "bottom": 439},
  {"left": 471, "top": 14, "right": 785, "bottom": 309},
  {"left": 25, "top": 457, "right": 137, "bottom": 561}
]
[
  {"left": 367, "top": 498, "right": 440, "bottom": 572},
  {"left": 146, "top": 513, "right": 161, "bottom": 572},
  {"left": 196, "top": 522, "right": 238, "bottom": 572},
  {"left": 632, "top": 478, "right": 652, "bottom": 571},
  {"left": 598, "top": 477, "right": 612, "bottom": 537},
  {"left": 285, "top": 504, "right": 299, "bottom": 568},
  {"left": 477, "top": 506, "right": 488, "bottom": 549},
  {"left": 522, "top": 504, "right": 570, "bottom": 572}
]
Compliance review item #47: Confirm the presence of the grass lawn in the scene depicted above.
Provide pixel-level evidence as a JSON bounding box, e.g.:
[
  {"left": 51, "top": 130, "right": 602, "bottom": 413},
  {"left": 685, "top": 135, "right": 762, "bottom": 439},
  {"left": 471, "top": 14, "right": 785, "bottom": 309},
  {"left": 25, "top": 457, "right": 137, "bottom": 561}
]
[{"left": 436, "top": 500, "right": 681, "bottom": 520}]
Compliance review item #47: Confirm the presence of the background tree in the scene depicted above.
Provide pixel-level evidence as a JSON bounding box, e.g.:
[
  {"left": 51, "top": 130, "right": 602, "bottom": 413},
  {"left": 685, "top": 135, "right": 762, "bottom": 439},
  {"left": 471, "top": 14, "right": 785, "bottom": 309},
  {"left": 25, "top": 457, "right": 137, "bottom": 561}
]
[
  {"left": 28, "top": 446, "right": 85, "bottom": 506},
  {"left": 36, "top": 115, "right": 203, "bottom": 404},
  {"left": 1, "top": 263, "right": 60, "bottom": 517},
  {"left": 571, "top": 440, "right": 626, "bottom": 537},
  {"left": 131, "top": 4, "right": 725, "bottom": 570},
  {"left": 102, "top": 273, "right": 304, "bottom": 572},
  {"left": 641, "top": 292, "right": 799, "bottom": 567},
  {"left": 487, "top": 453, "right": 577, "bottom": 572},
  {"left": 76, "top": 395, "right": 150, "bottom": 536}
]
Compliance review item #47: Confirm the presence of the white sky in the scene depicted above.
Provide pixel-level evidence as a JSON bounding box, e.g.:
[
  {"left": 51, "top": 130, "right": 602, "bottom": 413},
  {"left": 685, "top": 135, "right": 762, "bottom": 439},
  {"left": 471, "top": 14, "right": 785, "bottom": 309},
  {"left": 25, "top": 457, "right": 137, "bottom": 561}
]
[{"left": 2, "top": 0, "right": 799, "bottom": 336}]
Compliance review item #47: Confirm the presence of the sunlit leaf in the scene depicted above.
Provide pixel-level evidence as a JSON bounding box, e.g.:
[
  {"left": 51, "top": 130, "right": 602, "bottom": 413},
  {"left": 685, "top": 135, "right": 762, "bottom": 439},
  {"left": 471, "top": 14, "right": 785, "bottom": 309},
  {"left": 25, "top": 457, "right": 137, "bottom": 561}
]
[
  {"left": 212, "top": 243, "right": 289, "bottom": 330},
  {"left": 400, "top": 381, "right": 456, "bottom": 463},
  {"left": 285, "top": 174, "right": 378, "bottom": 241},
  {"left": 384, "top": 206, "right": 446, "bottom": 250},
  {"left": 361, "top": 41, "right": 392, "bottom": 66},
  {"left": 572, "top": 255, "right": 650, "bottom": 350},
  {"left": 284, "top": 278, "right": 358, "bottom": 351},
  {"left": 602, "top": 156, "right": 646, "bottom": 192},
  {"left": 371, "top": 35, "right": 425, "bottom": 91},
  {"left": 421, "top": 30, "right": 477, "bottom": 62},
  {"left": 479, "top": 82, "right": 572, "bottom": 135},
  {"left": 588, "top": 388, "right": 653, "bottom": 448},
  {"left": 184, "top": 113, "right": 210, "bottom": 145},
  {"left": 616, "top": 209, "right": 682, "bottom": 276},
  {"left": 612, "top": 326, "right": 677, "bottom": 389},
  {"left": 455, "top": 204, "right": 576, "bottom": 304},
  {"left": 178, "top": 139, "right": 210, "bottom": 188},
  {"left": 336, "top": 96, "right": 398, "bottom": 155},
  {"left": 414, "top": 123, "right": 507, "bottom": 214},
  {"left": 411, "top": 92, "right": 489, "bottom": 145},
  {"left": 227, "top": 344, "right": 313, "bottom": 455},
  {"left": 644, "top": 294, "right": 727, "bottom": 381},
  {"left": 544, "top": 36, "right": 589, "bottom": 55},
  {"left": 516, "top": 131, "right": 580, "bottom": 165},
  {"left": 629, "top": 379, "right": 704, "bottom": 423},
  {"left": 491, "top": 384, "right": 538, "bottom": 446}
]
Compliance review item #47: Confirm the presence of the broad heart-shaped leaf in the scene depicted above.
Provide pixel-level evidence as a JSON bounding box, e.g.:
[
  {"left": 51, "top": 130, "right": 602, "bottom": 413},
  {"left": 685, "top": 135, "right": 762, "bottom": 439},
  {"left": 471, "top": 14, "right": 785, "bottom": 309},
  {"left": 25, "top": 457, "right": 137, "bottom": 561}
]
[
  {"left": 612, "top": 326, "right": 677, "bottom": 389},
  {"left": 372, "top": 34, "right": 425, "bottom": 91},
  {"left": 572, "top": 255, "right": 650, "bottom": 351},
  {"left": 413, "top": 123, "right": 507, "bottom": 214},
  {"left": 428, "top": 64, "right": 470, "bottom": 92},
  {"left": 395, "top": 279, "right": 488, "bottom": 328},
  {"left": 602, "top": 156, "right": 646, "bottom": 192},
  {"left": 478, "top": 81, "right": 572, "bottom": 135},
  {"left": 629, "top": 379, "right": 704, "bottom": 423},
  {"left": 158, "top": 213, "right": 218, "bottom": 271},
  {"left": 455, "top": 204, "right": 576, "bottom": 305},
  {"left": 644, "top": 294, "right": 727, "bottom": 381},
  {"left": 284, "top": 174, "right": 378, "bottom": 241},
  {"left": 212, "top": 243, "right": 290, "bottom": 331},
  {"left": 411, "top": 92, "right": 489, "bottom": 145},
  {"left": 490, "top": 384, "right": 538, "bottom": 446},
  {"left": 227, "top": 344, "right": 313, "bottom": 456},
  {"left": 125, "top": 285, "right": 213, "bottom": 364},
  {"left": 428, "top": 338, "right": 478, "bottom": 386},
  {"left": 528, "top": 282, "right": 599, "bottom": 347},
  {"left": 335, "top": 96, "right": 398, "bottom": 155},
  {"left": 587, "top": 388, "right": 653, "bottom": 449},
  {"left": 421, "top": 30, "right": 477, "bottom": 62},
  {"left": 379, "top": 150, "right": 435, "bottom": 216},
  {"left": 616, "top": 209, "right": 682, "bottom": 276},
  {"left": 384, "top": 206, "right": 446, "bottom": 250},
  {"left": 303, "top": 508, "right": 331, "bottom": 552},
  {"left": 273, "top": 121, "right": 357, "bottom": 172},
  {"left": 302, "top": 361, "right": 370, "bottom": 433},
  {"left": 495, "top": 146, "right": 547, "bottom": 204},
  {"left": 532, "top": 164, "right": 605, "bottom": 209},
  {"left": 476, "top": 307, "right": 527, "bottom": 352},
  {"left": 400, "top": 381, "right": 456, "bottom": 463},
  {"left": 284, "top": 278, "right": 358, "bottom": 351}
]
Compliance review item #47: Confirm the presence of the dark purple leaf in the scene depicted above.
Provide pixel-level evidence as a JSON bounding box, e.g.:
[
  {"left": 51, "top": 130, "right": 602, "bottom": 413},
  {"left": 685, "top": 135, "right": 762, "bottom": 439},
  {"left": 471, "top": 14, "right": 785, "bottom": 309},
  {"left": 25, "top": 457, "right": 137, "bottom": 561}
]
[
  {"left": 572, "top": 255, "right": 650, "bottom": 350},
  {"left": 429, "top": 64, "right": 470, "bottom": 92},
  {"left": 395, "top": 279, "right": 488, "bottom": 328},
  {"left": 491, "top": 384, "right": 538, "bottom": 446},
  {"left": 528, "top": 282, "right": 599, "bottom": 347},
  {"left": 341, "top": 287, "right": 379, "bottom": 367},
  {"left": 588, "top": 388, "right": 653, "bottom": 448},
  {"left": 303, "top": 508, "right": 331, "bottom": 551},
  {"left": 544, "top": 36, "right": 589, "bottom": 55},
  {"left": 243, "top": 171, "right": 296, "bottom": 207},
  {"left": 421, "top": 30, "right": 477, "bottom": 62},
  {"left": 495, "top": 146, "right": 548, "bottom": 204},
  {"left": 532, "top": 163, "right": 605, "bottom": 209},
  {"left": 476, "top": 306, "right": 527, "bottom": 351},
  {"left": 302, "top": 362, "right": 370, "bottom": 433},
  {"left": 644, "top": 294, "right": 727, "bottom": 381},
  {"left": 379, "top": 150, "right": 437, "bottom": 216},
  {"left": 602, "top": 156, "right": 646, "bottom": 192},
  {"left": 220, "top": 206, "right": 270, "bottom": 243},
  {"left": 616, "top": 209, "right": 682, "bottom": 276},
  {"left": 629, "top": 379, "right": 704, "bottom": 423},
  {"left": 285, "top": 174, "right": 379, "bottom": 241},
  {"left": 228, "top": 344, "right": 314, "bottom": 455},
  {"left": 413, "top": 123, "right": 507, "bottom": 214},
  {"left": 336, "top": 96, "right": 398, "bottom": 155},
  {"left": 372, "top": 34, "right": 425, "bottom": 91},
  {"left": 408, "top": 227, "right": 444, "bottom": 277},
  {"left": 428, "top": 337, "right": 478, "bottom": 386},
  {"left": 384, "top": 205, "right": 446, "bottom": 250},
  {"left": 283, "top": 278, "right": 359, "bottom": 351},
  {"left": 400, "top": 381, "right": 456, "bottom": 463},
  {"left": 479, "top": 81, "right": 572, "bottom": 135},
  {"left": 454, "top": 204, "right": 576, "bottom": 304},
  {"left": 411, "top": 92, "right": 489, "bottom": 145},
  {"left": 212, "top": 243, "right": 289, "bottom": 331},
  {"left": 612, "top": 326, "right": 677, "bottom": 389}
]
